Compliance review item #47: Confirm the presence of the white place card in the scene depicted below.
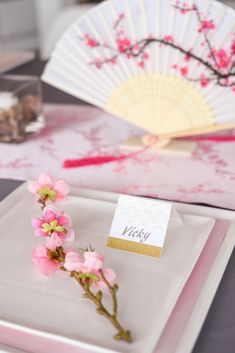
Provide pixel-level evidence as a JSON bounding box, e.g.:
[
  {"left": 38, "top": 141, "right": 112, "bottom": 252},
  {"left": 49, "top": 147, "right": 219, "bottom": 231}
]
[{"left": 107, "top": 195, "right": 182, "bottom": 258}]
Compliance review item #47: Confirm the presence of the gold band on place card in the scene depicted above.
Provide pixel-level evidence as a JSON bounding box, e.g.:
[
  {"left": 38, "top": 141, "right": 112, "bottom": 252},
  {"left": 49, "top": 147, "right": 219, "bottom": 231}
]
[{"left": 107, "top": 237, "right": 162, "bottom": 258}]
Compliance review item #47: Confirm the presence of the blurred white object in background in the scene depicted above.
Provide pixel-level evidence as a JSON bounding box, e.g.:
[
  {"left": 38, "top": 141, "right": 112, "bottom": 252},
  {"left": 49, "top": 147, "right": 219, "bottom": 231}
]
[
  {"left": 0, "top": 51, "right": 35, "bottom": 73},
  {"left": 223, "top": 0, "right": 235, "bottom": 7},
  {"left": 35, "top": 0, "right": 73, "bottom": 59},
  {"left": 41, "top": 4, "right": 94, "bottom": 60},
  {"left": 35, "top": 0, "right": 95, "bottom": 60},
  {"left": 0, "top": 0, "right": 37, "bottom": 51},
  {"left": 0, "top": 0, "right": 234, "bottom": 59},
  {"left": 37, "top": 0, "right": 235, "bottom": 60}
]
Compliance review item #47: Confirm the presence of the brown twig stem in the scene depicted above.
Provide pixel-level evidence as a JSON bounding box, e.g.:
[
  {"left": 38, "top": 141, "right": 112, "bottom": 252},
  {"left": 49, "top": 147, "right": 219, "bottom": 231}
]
[
  {"left": 71, "top": 271, "right": 132, "bottom": 343},
  {"left": 38, "top": 197, "right": 47, "bottom": 210}
]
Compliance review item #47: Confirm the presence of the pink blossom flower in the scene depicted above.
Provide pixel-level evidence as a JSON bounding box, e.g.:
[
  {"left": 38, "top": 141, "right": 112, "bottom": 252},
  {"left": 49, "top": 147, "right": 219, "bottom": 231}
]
[
  {"left": 133, "top": 44, "right": 140, "bottom": 51},
  {"left": 180, "top": 7, "right": 189, "bottom": 14},
  {"left": 32, "top": 244, "right": 60, "bottom": 277},
  {"left": 172, "top": 64, "right": 178, "bottom": 70},
  {"left": 32, "top": 205, "right": 74, "bottom": 241},
  {"left": 137, "top": 61, "right": 145, "bottom": 68},
  {"left": 180, "top": 66, "right": 189, "bottom": 76},
  {"left": 132, "top": 44, "right": 140, "bottom": 56},
  {"left": 46, "top": 233, "right": 64, "bottom": 251},
  {"left": 65, "top": 251, "right": 104, "bottom": 273},
  {"left": 213, "top": 49, "right": 230, "bottom": 69},
  {"left": 28, "top": 173, "right": 69, "bottom": 202},
  {"left": 200, "top": 74, "right": 209, "bottom": 87},
  {"left": 81, "top": 252, "right": 104, "bottom": 273},
  {"left": 79, "top": 252, "right": 116, "bottom": 289},
  {"left": 64, "top": 251, "right": 116, "bottom": 289},
  {"left": 64, "top": 251, "right": 83, "bottom": 272},
  {"left": 84, "top": 34, "right": 99, "bottom": 48},
  {"left": 164, "top": 35, "right": 174, "bottom": 43},
  {"left": 184, "top": 54, "right": 191, "bottom": 62},
  {"left": 111, "top": 58, "right": 117, "bottom": 65},
  {"left": 177, "top": 3, "right": 197, "bottom": 14},
  {"left": 92, "top": 58, "right": 103, "bottom": 69},
  {"left": 93, "top": 268, "right": 116, "bottom": 290},
  {"left": 118, "top": 28, "right": 125, "bottom": 36},
  {"left": 223, "top": 79, "right": 232, "bottom": 86},
  {"left": 198, "top": 20, "right": 215, "bottom": 33},
  {"left": 116, "top": 37, "right": 131, "bottom": 52},
  {"left": 142, "top": 52, "right": 150, "bottom": 60},
  {"left": 230, "top": 42, "right": 235, "bottom": 54}
]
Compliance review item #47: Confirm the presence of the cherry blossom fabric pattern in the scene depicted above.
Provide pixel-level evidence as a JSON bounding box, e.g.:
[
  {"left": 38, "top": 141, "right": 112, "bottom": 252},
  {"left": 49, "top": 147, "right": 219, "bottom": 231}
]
[{"left": 1, "top": 103, "right": 235, "bottom": 209}]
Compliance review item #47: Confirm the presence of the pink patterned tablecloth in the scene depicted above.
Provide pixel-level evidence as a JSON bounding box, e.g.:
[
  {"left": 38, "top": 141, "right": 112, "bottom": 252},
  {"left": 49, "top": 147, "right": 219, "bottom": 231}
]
[{"left": 1, "top": 103, "right": 235, "bottom": 209}]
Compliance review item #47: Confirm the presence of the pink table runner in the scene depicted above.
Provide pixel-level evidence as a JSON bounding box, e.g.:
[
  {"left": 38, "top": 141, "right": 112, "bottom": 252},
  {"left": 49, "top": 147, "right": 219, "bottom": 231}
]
[{"left": 1, "top": 103, "right": 235, "bottom": 209}]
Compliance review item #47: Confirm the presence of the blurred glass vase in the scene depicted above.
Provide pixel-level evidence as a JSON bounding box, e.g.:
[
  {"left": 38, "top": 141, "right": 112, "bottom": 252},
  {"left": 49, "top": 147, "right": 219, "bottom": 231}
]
[{"left": 0, "top": 75, "right": 44, "bottom": 143}]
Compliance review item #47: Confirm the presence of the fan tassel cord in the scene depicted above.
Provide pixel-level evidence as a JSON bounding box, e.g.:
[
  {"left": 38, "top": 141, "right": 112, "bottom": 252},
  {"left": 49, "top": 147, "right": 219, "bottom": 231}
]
[
  {"left": 63, "top": 135, "right": 158, "bottom": 168},
  {"left": 63, "top": 134, "right": 235, "bottom": 169}
]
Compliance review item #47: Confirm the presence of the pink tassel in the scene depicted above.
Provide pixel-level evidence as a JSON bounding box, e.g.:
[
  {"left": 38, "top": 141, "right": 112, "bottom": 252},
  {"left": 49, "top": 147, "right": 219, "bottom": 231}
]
[
  {"left": 184, "top": 135, "right": 235, "bottom": 142},
  {"left": 63, "top": 136, "right": 158, "bottom": 168},
  {"left": 63, "top": 134, "right": 235, "bottom": 168},
  {"left": 64, "top": 155, "right": 127, "bottom": 168}
]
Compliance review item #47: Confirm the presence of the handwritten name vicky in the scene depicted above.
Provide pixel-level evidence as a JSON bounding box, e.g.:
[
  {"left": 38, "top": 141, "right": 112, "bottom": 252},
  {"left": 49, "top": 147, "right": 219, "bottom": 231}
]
[{"left": 122, "top": 226, "right": 151, "bottom": 243}]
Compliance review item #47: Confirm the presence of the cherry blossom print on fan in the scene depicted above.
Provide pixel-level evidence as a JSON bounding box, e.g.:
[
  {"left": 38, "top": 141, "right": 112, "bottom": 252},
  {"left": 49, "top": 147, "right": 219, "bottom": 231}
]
[{"left": 42, "top": 0, "right": 235, "bottom": 140}]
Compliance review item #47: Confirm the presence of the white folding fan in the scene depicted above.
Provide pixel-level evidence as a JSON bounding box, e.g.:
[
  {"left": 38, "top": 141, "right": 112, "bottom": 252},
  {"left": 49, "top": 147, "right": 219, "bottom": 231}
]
[{"left": 42, "top": 0, "right": 235, "bottom": 142}]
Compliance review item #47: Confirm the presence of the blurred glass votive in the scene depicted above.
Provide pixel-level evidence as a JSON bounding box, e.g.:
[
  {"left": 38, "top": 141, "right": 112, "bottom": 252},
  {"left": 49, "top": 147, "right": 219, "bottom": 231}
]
[{"left": 0, "top": 75, "right": 44, "bottom": 143}]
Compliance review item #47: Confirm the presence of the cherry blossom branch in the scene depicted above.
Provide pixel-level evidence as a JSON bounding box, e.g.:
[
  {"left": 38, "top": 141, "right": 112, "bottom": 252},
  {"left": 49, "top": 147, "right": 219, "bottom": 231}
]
[
  {"left": 100, "top": 269, "right": 118, "bottom": 315},
  {"left": 81, "top": 1, "right": 235, "bottom": 91},
  {"left": 71, "top": 270, "right": 132, "bottom": 342},
  {"left": 52, "top": 248, "right": 132, "bottom": 342},
  {"left": 173, "top": 3, "right": 218, "bottom": 67},
  {"left": 90, "top": 36, "right": 235, "bottom": 86},
  {"left": 29, "top": 173, "right": 132, "bottom": 343}
]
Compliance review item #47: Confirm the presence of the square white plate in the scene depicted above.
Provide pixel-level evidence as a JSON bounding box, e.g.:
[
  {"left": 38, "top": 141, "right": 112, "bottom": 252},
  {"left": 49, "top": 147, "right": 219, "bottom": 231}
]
[{"left": 0, "top": 185, "right": 215, "bottom": 353}]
